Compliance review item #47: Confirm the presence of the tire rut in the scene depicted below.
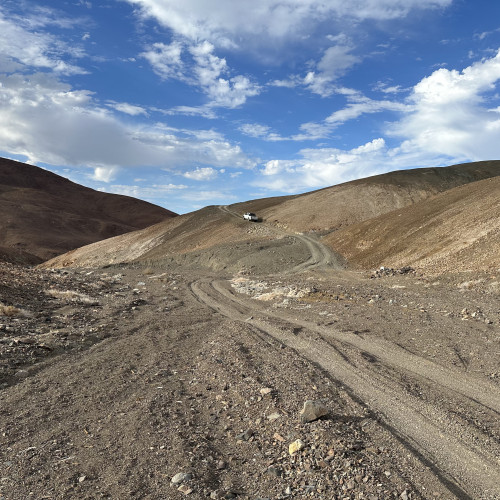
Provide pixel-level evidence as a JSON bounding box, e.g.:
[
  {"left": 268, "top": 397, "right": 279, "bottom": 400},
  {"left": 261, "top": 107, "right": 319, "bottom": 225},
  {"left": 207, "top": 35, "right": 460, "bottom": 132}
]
[{"left": 190, "top": 278, "right": 500, "bottom": 500}]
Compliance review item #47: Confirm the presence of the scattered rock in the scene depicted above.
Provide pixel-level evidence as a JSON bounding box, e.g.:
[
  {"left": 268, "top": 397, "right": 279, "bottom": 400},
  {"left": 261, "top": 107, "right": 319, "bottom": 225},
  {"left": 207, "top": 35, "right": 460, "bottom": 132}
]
[
  {"left": 171, "top": 472, "right": 193, "bottom": 484},
  {"left": 288, "top": 439, "right": 305, "bottom": 455},
  {"left": 299, "top": 400, "right": 328, "bottom": 423}
]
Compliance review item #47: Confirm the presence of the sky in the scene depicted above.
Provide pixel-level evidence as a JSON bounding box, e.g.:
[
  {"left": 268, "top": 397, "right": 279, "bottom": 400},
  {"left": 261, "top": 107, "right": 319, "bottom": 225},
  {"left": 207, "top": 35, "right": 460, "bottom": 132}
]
[{"left": 1, "top": 0, "right": 500, "bottom": 214}]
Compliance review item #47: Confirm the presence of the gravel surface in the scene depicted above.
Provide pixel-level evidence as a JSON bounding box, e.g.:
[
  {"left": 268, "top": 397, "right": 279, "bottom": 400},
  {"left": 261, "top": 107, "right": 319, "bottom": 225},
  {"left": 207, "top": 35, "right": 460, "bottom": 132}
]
[{"left": 1, "top": 260, "right": 499, "bottom": 499}]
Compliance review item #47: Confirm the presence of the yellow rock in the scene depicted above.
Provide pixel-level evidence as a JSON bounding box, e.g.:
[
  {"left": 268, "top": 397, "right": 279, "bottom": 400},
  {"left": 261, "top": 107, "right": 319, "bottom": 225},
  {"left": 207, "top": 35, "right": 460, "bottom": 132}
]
[{"left": 289, "top": 439, "right": 305, "bottom": 455}]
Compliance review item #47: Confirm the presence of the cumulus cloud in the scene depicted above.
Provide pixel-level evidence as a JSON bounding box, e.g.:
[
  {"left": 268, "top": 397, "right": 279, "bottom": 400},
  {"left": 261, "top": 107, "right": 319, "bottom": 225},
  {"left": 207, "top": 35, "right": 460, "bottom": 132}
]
[
  {"left": 140, "top": 41, "right": 184, "bottom": 80},
  {"left": 257, "top": 50, "right": 500, "bottom": 194},
  {"left": 92, "top": 166, "right": 119, "bottom": 182},
  {"left": 141, "top": 40, "right": 260, "bottom": 108},
  {"left": 258, "top": 138, "right": 390, "bottom": 192},
  {"left": 390, "top": 49, "right": 500, "bottom": 160},
  {"left": 183, "top": 167, "right": 219, "bottom": 181},
  {"left": 0, "top": 72, "right": 256, "bottom": 174}
]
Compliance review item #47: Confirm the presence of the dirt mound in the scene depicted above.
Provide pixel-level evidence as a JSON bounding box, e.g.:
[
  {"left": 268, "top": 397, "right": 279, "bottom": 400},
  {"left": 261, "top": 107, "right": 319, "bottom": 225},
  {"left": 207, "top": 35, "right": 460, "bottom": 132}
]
[
  {"left": 325, "top": 176, "right": 500, "bottom": 274},
  {"left": 0, "top": 157, "right": 176, "bottom": 261},
  {"left": 231, "top": 161, "right": 500, "bottom": 232}
]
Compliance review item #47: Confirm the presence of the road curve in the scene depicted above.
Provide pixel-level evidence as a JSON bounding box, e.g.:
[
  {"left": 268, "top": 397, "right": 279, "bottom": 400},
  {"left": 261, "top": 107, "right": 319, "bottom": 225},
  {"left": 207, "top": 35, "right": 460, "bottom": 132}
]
[{"left": 218, "top": 205, "right": 344, "bottom": 272}]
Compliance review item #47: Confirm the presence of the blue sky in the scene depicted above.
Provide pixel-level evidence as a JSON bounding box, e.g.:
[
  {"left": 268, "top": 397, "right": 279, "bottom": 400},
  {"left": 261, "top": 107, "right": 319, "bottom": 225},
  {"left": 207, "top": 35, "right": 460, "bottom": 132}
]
[{"left": 1, "top": 0, "right": 500, "bottom": 213}]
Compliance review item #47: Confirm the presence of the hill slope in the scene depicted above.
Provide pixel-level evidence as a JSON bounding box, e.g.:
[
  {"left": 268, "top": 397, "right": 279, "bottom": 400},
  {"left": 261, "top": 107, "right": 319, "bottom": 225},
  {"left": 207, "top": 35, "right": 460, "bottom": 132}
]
[
  {"left": 324, "top": 175, "right": 500, "bottom": 274},
  {"left": 232, "top": 161, "right": 500, "bottom": 232},
  {"left": 0, "top": 157, "right": 176, "bottom": 262},
  {"left": 42, "top": 161, "right": 500, "bottom": 273}
]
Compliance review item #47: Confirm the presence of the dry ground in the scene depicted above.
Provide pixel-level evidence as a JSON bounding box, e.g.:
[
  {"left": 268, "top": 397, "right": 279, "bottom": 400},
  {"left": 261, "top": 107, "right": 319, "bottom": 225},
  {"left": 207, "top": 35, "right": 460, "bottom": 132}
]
[{"left": 1, "top": 259, "right": 499, "bottom": 499}]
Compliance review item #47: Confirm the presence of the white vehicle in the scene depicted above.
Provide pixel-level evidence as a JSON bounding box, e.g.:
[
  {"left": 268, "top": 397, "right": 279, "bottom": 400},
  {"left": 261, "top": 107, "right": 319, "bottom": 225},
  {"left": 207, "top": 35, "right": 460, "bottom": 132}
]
[{"left": 243, "top": 212, "right": 258, "bottom": 221}]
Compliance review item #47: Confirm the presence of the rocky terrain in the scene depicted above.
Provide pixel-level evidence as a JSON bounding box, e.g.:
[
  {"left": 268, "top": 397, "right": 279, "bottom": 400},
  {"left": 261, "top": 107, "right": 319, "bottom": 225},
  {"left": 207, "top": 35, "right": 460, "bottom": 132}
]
[
  {"left": 0, "top": 157, "right": 176, "bottom": 262},
  {"left": 1, "top": 161, "right": 499, "bottom": 499}
]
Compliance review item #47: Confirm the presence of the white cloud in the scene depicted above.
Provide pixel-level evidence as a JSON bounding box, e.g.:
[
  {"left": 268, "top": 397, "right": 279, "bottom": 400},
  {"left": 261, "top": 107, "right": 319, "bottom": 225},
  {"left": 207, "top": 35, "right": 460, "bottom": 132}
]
[
  {"left": 104, "top": 183, "right": 187, "bottom": 200},
  {"left": 0, "top": 8, "right": 86, "bottom": 75},
  {"left": 92, "top": 166, "right": 119, "bottom": 182},
  {"left": 256, "top": 51, "right": 500, "bottom": 194},
  {"left": 126, "top": 0, "right": 451, "bottom": 48},
  {"left": 108, "top": 102, "right": 148, "bottom": 116},
  {"left": 0, "top": 72, "right": 256, "bottom": 174},
  {"left": 305, "top": 43, "right": 361, "bottom": 97},
  {"left": 140, "top": 41, "right": 184, "bottom": 80},
  {"left": 241, "top": 91, "right": 407, "bottom": 143},
  {"left": 239, "top": 123, "right": 271, "bottom": 138},
  {"left": 141, "top": 40, "right": 260, "bottom": 108},
  {"left": 183, "top": 167, "right": 219, "bottom": 181},
  {"left": 389, "top": 49, "right": 500, "bottom": 160},
  {"left": 258, "top": 138, "right": 390, "bottom": 192}
]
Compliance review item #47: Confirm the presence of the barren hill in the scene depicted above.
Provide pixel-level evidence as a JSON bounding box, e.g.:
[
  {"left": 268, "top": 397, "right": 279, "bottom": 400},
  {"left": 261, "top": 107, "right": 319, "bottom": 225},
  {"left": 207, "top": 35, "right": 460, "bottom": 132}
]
[
  {"left": 232, "top": 160, "right": 500, "bottom": 232},
  {"left": 324, "top": 175, "right": 500, "bottom": 274},
  {"left": 0, "top": 157, "right": 176, "bottom": 262},
  {"left": 42, "top": 161, "right": 500, "bottom": 273}
]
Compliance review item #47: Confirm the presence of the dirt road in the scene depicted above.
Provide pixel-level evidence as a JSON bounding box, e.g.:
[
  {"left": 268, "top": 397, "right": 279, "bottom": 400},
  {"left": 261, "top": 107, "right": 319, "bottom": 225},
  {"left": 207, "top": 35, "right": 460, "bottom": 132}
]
[
  {"left": 191, "top": 278, "right": 500, "bottom": 499},
  {"left": 1, "top": 224, "right": 499, "bottom": 498}
]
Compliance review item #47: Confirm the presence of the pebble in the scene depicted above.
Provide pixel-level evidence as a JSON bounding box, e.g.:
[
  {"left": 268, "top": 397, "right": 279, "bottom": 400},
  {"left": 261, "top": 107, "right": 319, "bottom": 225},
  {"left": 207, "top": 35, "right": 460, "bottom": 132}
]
[
  {"left": 177, "top": 484, "right": 193, "bottom": 495},
  {"left": 236, "top": 429, "right": 254, "bottom": 441},
  {"left": 171, "top": 472, "right": 193, "bottom": 484},
  {"left": 299, "top": 400, "right": 328, "bottom": 423},
  {"left": 289, "top": 439, "right": 305, "bottom": 455},
  {"left": 267, "top": 412, "right": 280, "bottom": 421}
]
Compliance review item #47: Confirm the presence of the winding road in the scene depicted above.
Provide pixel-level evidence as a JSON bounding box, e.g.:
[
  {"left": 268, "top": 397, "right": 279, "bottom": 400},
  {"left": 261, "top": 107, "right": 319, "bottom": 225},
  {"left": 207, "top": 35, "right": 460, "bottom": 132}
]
[{"left": 189, "top": 206, "right": 500, "bottom": 499}]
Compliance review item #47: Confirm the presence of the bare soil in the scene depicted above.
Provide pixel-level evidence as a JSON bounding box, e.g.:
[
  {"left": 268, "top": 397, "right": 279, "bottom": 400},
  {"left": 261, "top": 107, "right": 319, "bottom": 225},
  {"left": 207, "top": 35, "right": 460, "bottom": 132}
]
[
  {"left": 1, "top": 257, "right": 499, "bottom": 499},
  {"left": 2, "top": 162, "right": 500, "bottom": 499}
]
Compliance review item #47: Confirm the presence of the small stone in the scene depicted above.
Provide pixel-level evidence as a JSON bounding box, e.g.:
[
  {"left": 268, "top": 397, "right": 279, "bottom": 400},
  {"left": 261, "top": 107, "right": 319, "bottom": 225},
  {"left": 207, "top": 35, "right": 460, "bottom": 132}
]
[
  {"left": 260, "top": 387, "right": 272, "bottom": 396},
  {"left": 78, "top": 475, "right": 86, "bottom": 483},
  {"left": 289, "top": 439, "right": 305, "bottom": 455},
  {"left": 171, "top": 472, "right": 193, "bottom": 484},
  {"left": 267, "top": 412, "right": 281, "bottom": 421},
  {"left": 178, "top": 484, "right": 193, "bottom": 495},
  {"left": 299, "top": 400, "right": 328, "bottom": 423},
  {"left": 284, "top": 486, "right": 292, "bottom": 495},
  {"left": 236, "top": 429, "right": 253, "bottom": 441},
  {"left": 216, "top": 460, "right": 226, "bottom": 470},
  {"left": 400, "top": 491, "right": 409, "bottom": 500},
  {"left": 273, "top": 432, "right": 285, "bottom": 442}
]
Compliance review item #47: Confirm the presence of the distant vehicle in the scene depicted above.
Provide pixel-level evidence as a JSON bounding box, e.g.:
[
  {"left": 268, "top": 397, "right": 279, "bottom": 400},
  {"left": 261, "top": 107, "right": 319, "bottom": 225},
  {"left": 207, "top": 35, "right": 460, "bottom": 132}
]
[{"left": 243, "top": 212, "right": 258, "bottom": 221}]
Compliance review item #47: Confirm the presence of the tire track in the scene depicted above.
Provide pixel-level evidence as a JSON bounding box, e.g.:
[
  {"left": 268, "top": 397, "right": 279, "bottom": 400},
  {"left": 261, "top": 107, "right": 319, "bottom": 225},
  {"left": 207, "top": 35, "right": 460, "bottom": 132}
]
[
  {"left": 190, "top": 279, "right": 500, "bottom": 500},
  {"left": 213, "top": 281, "right": 500, "bottom": 415}
]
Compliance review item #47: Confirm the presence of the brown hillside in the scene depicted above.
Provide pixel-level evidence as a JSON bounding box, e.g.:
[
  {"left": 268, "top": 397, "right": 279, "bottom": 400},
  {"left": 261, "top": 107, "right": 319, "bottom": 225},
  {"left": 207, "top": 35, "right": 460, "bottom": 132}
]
[
  {"left": 324, "top": 176, "right": 500, "bottom": 274},
  {"left": 42, "top": 161, "right": 499, "bottom": 273},
  {"left": 0, "top": 157, "right": 176, "bottom": 261},
  {"left": 232, "top": 161, "right": 500, "bottom": 232}
]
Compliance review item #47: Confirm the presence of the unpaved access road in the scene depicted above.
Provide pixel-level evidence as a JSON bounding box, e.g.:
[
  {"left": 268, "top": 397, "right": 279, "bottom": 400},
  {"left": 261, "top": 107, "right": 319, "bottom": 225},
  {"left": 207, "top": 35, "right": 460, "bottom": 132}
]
[
  {"left": 1, "top": 246, "right": 500, "bottom": 498},
  {"left": 191, "top": 278, "right": 500, "bottom": 499}
]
